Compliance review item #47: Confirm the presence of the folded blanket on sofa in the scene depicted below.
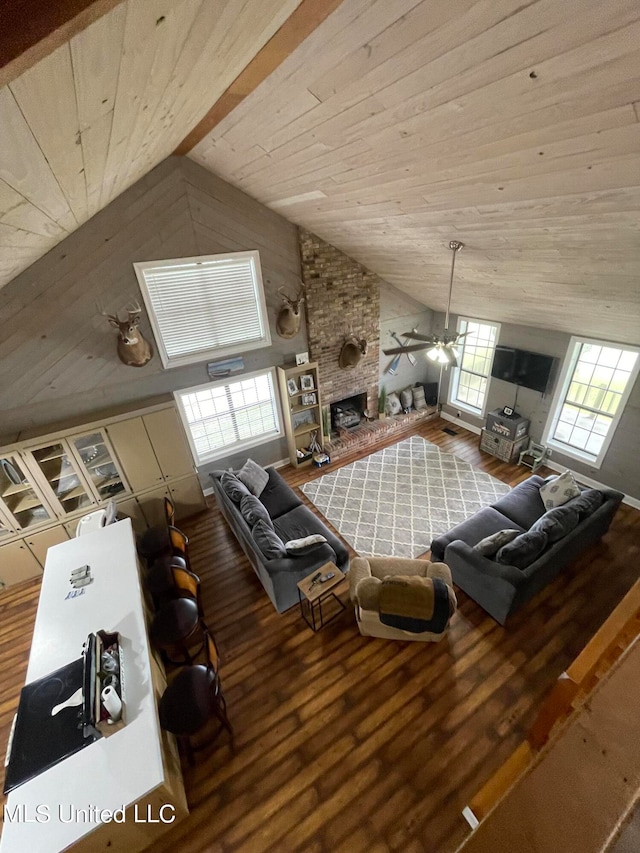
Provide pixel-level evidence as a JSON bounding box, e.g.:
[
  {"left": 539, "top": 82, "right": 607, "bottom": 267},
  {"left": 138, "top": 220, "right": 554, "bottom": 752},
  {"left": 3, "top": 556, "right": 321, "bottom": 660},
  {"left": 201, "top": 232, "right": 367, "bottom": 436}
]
[{"left": 379, "top": 576, "right": 450, "bottom": 634}]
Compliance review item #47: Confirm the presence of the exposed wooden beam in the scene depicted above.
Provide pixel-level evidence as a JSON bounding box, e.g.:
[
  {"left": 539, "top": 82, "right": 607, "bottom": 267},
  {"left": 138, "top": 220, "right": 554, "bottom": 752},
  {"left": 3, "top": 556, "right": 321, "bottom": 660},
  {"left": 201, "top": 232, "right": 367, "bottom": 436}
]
[
  {"left": 174, "top": 0, "right": 345, "bottom": 155},
  {"left": 0, "top": 0, "right": 125, "bottom": 88}
]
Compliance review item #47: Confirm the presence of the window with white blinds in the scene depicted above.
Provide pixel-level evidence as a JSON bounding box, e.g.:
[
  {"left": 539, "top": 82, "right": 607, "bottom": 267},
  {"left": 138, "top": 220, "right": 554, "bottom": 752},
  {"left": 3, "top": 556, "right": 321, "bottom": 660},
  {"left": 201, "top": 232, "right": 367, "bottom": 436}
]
[
  {"left": 134, "top": 251, "right": 271, "bottom": 368},
  {"left": 174, "top": 369, "right": 282, "bottom": 464}
]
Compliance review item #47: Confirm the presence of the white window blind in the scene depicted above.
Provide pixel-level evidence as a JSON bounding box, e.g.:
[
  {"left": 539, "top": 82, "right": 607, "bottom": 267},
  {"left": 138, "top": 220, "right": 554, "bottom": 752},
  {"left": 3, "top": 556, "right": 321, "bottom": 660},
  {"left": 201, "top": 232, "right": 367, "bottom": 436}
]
[
  {"left": 175, "top": 369, "right": 282, "bottom": 464},
  {"left": 134, "top": 251, "right": 270, "bottom": 368},
  {"left": 543, "top": 338, "right": 639, "bottom": 466}
]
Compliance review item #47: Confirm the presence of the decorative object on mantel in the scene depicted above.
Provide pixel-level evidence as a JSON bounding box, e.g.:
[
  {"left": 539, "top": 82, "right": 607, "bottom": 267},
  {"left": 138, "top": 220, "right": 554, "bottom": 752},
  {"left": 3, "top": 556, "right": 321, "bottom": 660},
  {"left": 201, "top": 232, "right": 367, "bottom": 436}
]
[
  {"left": 339, "top": 335, "right": 368, "bottom": 369},
  {"left": 98, "top": 299, "right": 153, "bottom": 367},
  {"left": 276, "top": 282, "right": 305, "bottom": 338},
  {"left": 382, "top": 240, "right": 469, "bottom": 368},
  {"left": 207, "top": 355, "right": 244, "bottom": 379},
  {"left": 295, "top": 351, "right": 309, "bottom": 365},
  {"left": 378, "top": 385, "right": 387, "bottom": 418}
]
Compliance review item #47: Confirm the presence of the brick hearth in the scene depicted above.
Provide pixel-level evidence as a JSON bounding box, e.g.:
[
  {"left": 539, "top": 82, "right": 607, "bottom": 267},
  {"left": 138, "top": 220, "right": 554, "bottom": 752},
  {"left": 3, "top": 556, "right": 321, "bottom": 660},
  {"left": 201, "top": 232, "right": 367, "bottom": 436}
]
[{"left": 325, "top": 407, "right": 437, "bottom": 461}]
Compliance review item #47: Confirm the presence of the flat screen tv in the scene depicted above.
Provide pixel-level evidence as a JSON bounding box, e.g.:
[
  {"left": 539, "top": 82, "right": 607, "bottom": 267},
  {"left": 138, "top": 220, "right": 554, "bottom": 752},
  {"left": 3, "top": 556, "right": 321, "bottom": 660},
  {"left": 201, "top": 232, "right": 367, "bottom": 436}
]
[{"left": 491, "top": 347, "right": 555, "bottom": 393}]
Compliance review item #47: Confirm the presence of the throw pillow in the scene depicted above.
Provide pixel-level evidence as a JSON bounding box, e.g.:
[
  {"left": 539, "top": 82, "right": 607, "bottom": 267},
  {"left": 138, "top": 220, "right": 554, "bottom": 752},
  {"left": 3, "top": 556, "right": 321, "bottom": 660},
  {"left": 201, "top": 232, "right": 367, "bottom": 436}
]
[
  {"left": 220, "top": 471, "right": 252, "bottom": 504},
  {"left": 539, "top": 470, "right": 581, "bottom": 509},
  {"left": 412, "top": 385, "right": 427, "bottom": 410},
  {"left": 473, "top": 528, "right": 521, "bottom": 557},
  {"left": 566, "top": 488, "right": 604, "bottom": 519},
  {"left": 530, "top": 504, "right": 579, "bottom": 544},
  {"left": 400, "top": 387, "right": 413, "bottom": 410},
  {"left": 496, "top": 529, "right": 548, "bottom": 569},
  {"left": 237, "top": 458, "right": 269, "bottom": 496},
  {"left": 285, "top": 534, "right": 327, "bottom": 550},
  {"left": 252, "top": 519, "right": 286, "bottom": 560},
  {"left": 386, "top": 392, "right": 402, "bottom": 415},
  {"left": 240, "top": 494, "right": 273, "bottom": 528}
]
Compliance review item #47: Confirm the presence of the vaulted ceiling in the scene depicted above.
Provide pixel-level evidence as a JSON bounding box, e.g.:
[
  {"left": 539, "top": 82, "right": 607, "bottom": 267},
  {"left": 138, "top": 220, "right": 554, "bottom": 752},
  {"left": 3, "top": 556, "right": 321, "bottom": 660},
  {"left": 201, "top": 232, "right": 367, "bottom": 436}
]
[{"left": 1, "top": 0, "right": 639, "bottom": 344}]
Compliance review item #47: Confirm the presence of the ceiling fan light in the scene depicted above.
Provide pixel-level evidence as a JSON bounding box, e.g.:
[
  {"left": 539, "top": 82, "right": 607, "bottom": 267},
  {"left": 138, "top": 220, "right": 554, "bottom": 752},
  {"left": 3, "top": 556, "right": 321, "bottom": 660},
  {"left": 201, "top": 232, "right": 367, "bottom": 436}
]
[{"left": 426, "top": 346, "right": 441, "bottom": 362}]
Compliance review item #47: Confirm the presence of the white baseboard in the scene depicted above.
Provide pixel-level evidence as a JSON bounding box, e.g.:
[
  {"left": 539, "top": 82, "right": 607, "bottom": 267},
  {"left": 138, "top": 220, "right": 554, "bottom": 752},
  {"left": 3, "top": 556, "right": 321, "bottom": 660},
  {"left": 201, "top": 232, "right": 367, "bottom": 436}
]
[
  {"left": 441, "top": 411, "right": 482, "bottom": 435},
  {"left": 546, "top": 460, "right": 640, "bottom": 509}
]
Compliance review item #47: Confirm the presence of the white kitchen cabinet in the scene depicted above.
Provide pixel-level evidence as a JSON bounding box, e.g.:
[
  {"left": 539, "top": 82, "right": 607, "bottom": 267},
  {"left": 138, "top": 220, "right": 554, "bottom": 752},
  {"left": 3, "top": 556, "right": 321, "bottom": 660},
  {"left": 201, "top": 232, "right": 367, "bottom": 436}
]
[
  {"left": 22, "top": 526, "right": 70, "bottom": 566},
  {"left": 143, "top": 407, "right": 195, "bottom": 480},
  {"left": 0, "top": 452, "right": 56, "bottom": 531},
  {"left": 169, "top": 474, "right": 207, "bottom": 519},
  {"left": 105, "top": 417, "right": 164, "bottom": 492}
]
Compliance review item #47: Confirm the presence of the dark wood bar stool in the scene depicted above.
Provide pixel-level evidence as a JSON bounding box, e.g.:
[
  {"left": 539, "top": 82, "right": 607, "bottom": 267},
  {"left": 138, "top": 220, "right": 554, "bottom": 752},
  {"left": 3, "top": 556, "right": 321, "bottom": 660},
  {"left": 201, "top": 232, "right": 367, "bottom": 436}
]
[
  {"left": 164, "top": 495, "right": 176, "bottom": 526},
  {"left": 149, "top": 597, "right": 203, "bottom": 665},
  {"left": 158, "top": 629, "right": 232, "bottom": 765},
  {"left": 145, "top": 555, "right": 188, "bottom": 608}
]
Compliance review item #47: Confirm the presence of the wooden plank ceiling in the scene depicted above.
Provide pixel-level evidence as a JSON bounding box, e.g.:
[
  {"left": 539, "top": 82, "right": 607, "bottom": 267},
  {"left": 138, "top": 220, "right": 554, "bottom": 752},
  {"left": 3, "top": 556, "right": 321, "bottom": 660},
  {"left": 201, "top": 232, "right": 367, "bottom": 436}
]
[
  {"left": 1, "top": 0, "right": 639, "bottom": 345},
  {"left": 189, "top": 0, "right": 640, "bottom": 344},
  {"left": 0, "top": 0, "right": 302, "bottom": 288}
]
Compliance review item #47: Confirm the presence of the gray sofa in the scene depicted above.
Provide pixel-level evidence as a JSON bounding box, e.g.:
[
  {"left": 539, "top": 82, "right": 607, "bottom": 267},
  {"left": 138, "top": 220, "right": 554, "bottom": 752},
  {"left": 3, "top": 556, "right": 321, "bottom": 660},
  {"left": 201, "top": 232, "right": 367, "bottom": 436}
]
[
  {"left": 210, "top": 467, "right": 349, "bottom": 612},
  {"left": 430, "top": 475, "right": 623, "bottom": 625}
]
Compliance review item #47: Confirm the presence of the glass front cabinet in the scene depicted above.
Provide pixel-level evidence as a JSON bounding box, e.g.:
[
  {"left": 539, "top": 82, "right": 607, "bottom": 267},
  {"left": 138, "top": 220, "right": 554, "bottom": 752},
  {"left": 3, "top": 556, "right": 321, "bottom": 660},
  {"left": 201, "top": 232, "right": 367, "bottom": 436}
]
[
  {"left": 0, "top": 452, "right": 56, "bottom": 531},
  {"left": 0, "top": 430, "right": 130, "bottom": 532}
]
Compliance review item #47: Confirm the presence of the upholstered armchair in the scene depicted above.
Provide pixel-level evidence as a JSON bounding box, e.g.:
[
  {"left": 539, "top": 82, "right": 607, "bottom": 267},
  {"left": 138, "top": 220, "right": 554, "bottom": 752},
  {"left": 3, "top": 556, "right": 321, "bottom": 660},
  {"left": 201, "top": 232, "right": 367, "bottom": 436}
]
[{"left": 349, "top": 556, "right": 457, "bottom": 641}]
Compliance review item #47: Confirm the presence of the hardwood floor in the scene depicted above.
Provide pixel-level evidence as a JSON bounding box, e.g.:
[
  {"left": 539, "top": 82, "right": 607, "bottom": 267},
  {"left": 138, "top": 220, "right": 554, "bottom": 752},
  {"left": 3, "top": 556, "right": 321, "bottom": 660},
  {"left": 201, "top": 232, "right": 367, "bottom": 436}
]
[{"left": 1, "top": 417, "right": 639, "bottom": 852}]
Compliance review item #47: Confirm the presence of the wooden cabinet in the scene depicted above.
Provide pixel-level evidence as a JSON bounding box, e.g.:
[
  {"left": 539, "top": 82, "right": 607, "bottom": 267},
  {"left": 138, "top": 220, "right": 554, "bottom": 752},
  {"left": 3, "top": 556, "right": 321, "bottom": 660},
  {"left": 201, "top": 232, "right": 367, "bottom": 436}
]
[
  {"left": 277, "top": 362, "right": 325, "bottom": 467},
  {"left": 0, "top": 402, "right": 206, "bottom": 591},
  {"left": 480, "top": 428, "right": 529, "bottom": 463},
  {"left": 143, "top": 408, "right": 194, "bottom": 480},
  {"left": 105, "top": 418, "right": 164, "bottom": 492},
  {"left": 22, "top": 526, "right": 70, "bottom": 566},
  {"left": 0, "top": 540, "right": 42, "bottom": 588}
]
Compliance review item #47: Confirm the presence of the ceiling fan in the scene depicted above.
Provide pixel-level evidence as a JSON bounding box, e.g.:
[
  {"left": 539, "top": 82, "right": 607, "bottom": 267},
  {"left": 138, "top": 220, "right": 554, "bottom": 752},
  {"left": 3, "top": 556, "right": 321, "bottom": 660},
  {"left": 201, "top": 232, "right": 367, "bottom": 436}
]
[{"left": 383, "top": 240, "right": 469, "bottom": 368}]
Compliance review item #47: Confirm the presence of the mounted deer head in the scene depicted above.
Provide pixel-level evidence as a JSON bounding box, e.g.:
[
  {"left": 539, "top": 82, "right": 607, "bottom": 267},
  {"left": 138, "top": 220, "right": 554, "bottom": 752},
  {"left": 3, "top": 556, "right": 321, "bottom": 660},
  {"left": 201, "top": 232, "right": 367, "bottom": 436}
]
[
  {"left": 338, "top": 335, "right": 368, "bottom": 369},
  {"left": 99, "top": 299, "right": 153, "bottom": 367},
  {"left": 276, "top": 283, "right": 305, "bottom": 339}
]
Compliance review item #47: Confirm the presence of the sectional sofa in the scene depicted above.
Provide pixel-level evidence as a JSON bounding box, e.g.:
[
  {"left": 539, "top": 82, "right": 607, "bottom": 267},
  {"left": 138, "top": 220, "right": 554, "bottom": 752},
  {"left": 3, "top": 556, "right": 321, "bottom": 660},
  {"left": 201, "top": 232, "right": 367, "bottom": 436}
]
[{"left": 430, "top": 474, "right": 623, "bottom": 625}]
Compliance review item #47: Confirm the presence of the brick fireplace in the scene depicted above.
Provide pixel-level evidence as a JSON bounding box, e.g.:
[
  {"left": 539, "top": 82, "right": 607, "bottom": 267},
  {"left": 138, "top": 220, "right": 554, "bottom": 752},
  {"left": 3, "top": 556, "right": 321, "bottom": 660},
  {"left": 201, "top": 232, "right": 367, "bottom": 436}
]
[{"left": 299, "top": 228, "right": 380, "bottom": 418}]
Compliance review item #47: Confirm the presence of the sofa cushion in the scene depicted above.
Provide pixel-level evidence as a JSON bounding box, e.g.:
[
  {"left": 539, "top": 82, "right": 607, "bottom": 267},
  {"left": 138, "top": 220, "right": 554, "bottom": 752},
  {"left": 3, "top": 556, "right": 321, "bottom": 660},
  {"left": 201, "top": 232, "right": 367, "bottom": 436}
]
[
  {"left": 240, "top": 494, "right": 273, "bottom": 528},
  {"left": 539, "top": 470, "right": 581, "bottom": 509},
  {"left": 531, "top": 504, "right": 579, "bottom": 544},
  {"left": 565, "top": 488, "right": 604, "bottom": 520},
  {"left": 430, "top": 506, "right": 525, "bottom": 562},
  {"left": 220, "top": 471, "right": 252, "bottom": 504},
  {"left": 491, "top": 476, "right": 547, "bottom": 529},
  {"left": 258, "top": 468, "right": 302, "bottom": 519},
  {"left": 237, "top": 458, "right": 269, "bottom": 497},
  {"left": 252, "top": 520, "right": 286, "bottom": 559},
  {"left": 496, "top": 529, "right": 548, "bottom": 569},
  {"left": 473, "top": 528, "right": 521, "bottom": 557},
  {"left": 273, "top": 505, "right": 349, "bottom": 566}
]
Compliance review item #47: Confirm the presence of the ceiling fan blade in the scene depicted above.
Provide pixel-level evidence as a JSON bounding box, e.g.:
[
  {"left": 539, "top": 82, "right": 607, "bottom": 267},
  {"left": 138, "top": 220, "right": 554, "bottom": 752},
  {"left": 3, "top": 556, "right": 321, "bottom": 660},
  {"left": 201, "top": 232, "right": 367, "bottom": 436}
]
[
  {"left": 403, "top": 332, "right": 438, "bottom": 343},
  {"left": 382, "top": 343, "right": 431, "bottom": 355},
  {"left": 390, "top": 331, "right": 417, "bottom": 365}
]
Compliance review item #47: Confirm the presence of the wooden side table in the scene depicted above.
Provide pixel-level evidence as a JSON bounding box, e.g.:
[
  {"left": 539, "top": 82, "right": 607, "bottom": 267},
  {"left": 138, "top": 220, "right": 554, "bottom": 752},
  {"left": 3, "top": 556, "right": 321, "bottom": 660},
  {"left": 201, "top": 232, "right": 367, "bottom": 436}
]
[{"left": 297, "top": 563, "right": 346, "bottom": 631}]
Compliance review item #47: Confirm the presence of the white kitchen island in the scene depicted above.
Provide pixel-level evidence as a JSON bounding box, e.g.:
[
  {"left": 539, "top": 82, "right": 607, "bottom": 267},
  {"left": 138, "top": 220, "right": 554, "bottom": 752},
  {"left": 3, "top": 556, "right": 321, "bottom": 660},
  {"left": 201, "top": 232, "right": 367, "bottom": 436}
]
[{"left": 0, "top": 519, "right": 188, "bottom": 853}]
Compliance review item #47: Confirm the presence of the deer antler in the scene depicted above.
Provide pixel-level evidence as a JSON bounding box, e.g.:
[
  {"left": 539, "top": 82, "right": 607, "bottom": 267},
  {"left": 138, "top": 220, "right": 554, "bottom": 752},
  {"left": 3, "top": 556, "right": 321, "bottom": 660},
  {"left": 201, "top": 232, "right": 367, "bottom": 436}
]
[
  {"left": 126, "top": 298, "right": 142, "bottom": 316},
  {"left": 96, "top": 301, "right": 120, "bottom": 323}
]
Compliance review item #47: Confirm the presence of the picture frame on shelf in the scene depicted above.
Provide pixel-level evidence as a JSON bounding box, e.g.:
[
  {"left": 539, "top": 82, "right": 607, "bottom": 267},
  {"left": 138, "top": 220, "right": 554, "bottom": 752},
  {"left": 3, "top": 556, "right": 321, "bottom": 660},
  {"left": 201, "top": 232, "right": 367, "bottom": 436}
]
[
  {"left": 300, "top": 374, "right": 314, "bottom": 391},
  {"left": 287, "top": 378, "right": 299, "bottom": 396},
  {"left": 295, "top": 351, "right": 309, "bottom": 365},
  {"left": 301, "top": 392, "right": 317, "bottom": 406}
]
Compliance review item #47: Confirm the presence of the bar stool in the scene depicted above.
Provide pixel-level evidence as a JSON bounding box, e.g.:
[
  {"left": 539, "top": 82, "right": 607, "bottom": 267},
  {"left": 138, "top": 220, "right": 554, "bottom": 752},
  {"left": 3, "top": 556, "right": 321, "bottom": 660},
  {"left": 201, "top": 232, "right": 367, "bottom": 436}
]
[
  {"left": 149, "top": 598, "right": 203, "bottom": 665},
  {"left": 164, "top": 496, "right": 176, "bottom": 526},
  {"left": 158, "top": 629, "right": 232, "bottom": 765},
  {"left": 145, "top": 555, "right": 188, "bottom": 608},
  {"left": 171, "top": 565, "right": 204, "bottom": 617}
]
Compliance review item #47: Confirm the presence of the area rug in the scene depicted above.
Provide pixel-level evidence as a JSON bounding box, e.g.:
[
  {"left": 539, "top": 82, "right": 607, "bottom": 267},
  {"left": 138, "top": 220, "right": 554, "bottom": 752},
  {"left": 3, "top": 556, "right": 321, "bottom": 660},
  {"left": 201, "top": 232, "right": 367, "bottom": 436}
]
[{"left": 301, "top": 435, "right": 511, "bottom": 558}]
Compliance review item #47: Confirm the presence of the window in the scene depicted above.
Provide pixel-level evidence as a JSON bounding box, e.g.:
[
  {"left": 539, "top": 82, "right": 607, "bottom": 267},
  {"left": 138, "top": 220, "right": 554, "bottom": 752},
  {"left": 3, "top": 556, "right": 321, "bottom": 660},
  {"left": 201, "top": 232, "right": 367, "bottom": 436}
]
[
  {"left": 134, "top": 251, "right": 271, "bottom": 368},
  {"left": 543, "top": 338, "right": 639, "bottom": 467},
  {"left": 449, "top": 318, "right": 500, "bottom": 415},
  {"left": 175, "top": 369, "right": 282, "bottom": 465}
]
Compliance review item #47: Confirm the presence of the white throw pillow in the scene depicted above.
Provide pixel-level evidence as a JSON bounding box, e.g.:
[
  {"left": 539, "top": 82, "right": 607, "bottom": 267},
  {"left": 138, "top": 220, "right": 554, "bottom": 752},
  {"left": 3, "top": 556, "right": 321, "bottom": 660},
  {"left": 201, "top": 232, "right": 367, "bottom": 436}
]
[
  {"left": 539, "top": 470, "right": 581, "bottom": 510},
  {"left": 285, "top": 534, "right": 327, "bottom": 551}
]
